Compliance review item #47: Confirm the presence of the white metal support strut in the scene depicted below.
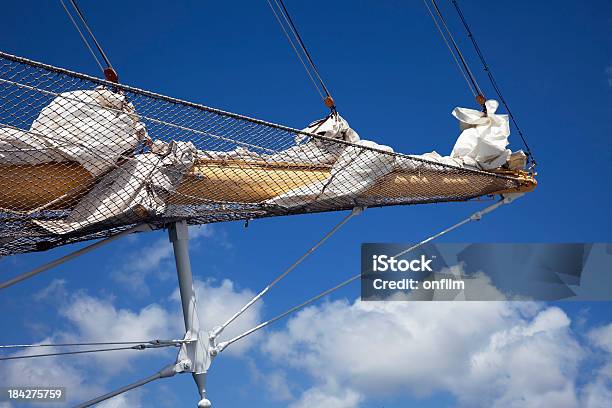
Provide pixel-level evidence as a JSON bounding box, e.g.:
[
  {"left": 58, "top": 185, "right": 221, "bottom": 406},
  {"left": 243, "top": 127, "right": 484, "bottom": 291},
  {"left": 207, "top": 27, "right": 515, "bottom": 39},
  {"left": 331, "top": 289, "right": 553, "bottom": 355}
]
[
  {"left": 73, "top": 221, "right": 214, "bottom": 408},
  {"left": 168, "top": 220, "right": 213, "bottom": 408}
]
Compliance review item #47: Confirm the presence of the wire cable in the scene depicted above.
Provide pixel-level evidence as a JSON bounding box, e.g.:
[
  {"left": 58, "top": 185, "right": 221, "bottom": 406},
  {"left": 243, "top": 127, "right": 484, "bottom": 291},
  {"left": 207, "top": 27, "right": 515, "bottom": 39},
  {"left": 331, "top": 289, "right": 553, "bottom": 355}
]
[
  {"left": 58, "top": 0, "right": 104, "bottom": 72},
  {"left": 450, "top": 0, "right": 536, "bottom": 165},
  {"left": 0, "top": 342, "right": 178, "bottom": 361},
  {"left": 0, "top": 339, "right": 188, "bottom": 350},
  {"left": 422, "top": 0, "right": 476, "bottom": 97},
  {"left": 217, "top": 195, "right": 521, "bottom": 352},
  {"left": 275, "top": 0, "right": 332, "bottom": 99},
  {"left": 67, "top": 0, "right": 114, "bottom": 70},
  {"left": 219, "top": 274, "right": 359, "bottom": 350},
  {"left": 74, "top": 365, "right": 177, "bottom": 408},
  {"left": 211, "top": 207, "right": 362, "bottom": 339},
  {"left": 265, "top": 0, "right": 335, "bottom": 108},
  {"left": 266, "top": 0, "right": 325, "bottom": 100},
  {"left": 428, "top": 0, "right": 484, "bottom": 98}
]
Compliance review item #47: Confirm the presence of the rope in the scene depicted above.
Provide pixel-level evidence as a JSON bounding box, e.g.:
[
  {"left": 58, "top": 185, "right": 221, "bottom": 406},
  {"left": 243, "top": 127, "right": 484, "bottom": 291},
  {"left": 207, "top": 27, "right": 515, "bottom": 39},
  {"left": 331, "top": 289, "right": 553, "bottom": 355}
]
[
  {"left": 450, "top": 0, "right": 536, "bottom": 166},
  {"left": 211, "top": 207, "right": 362, "bottom": 339},
  {"left": 59, "top": 0, "right": 104, "bottom": 72},
  {"left": 275, "top": 0, "right": 332, "bottom": 99},
  {"left": 427, "top": 0, "right": 484, "bottom": 100},
  {"left": 67, "top": 0, "right": 114, "bottom": 70},
  {"left": 266, "top": 0, "right": 336, "bottom": 109},
  {"left": 422, "top": 0, "right": 476, "bottom": 97},
  {"left": 216, "top": 194, "right": 522, "bottom": 352},
  {"left": 0, "top": 339, "right": 188, "bottom": 350},
  {"left": 0, "top": 342, "right": 178, "bottom": 361},
  {"left": 266, "top": 0, "right": 324, "bottom": 100}
]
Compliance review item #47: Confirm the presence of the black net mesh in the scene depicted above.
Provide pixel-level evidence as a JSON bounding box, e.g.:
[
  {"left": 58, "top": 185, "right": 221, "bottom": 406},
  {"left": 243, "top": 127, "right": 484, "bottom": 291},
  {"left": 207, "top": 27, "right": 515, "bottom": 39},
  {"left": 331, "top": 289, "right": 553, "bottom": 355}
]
[{"left": 0, "top": 51, "right": 531, "bottom": 256}]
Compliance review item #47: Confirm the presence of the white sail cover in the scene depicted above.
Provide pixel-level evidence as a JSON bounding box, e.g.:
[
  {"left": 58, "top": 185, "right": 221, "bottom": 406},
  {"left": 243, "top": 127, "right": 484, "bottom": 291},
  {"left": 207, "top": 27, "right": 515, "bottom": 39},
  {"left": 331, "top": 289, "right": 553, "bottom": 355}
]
[
  {"left": 0, "top": 89, "right": 514, "bottom": 233},
  {"left": 0, "top": 88, "right": 147, "bottom": 176},
  {"left": 450, "top": 99, "right": 511, "bottom": 170},
  {"left": 35, "top": 140, "right": 197, "bottom": 235},
  {"left": 269, "top": 100, "right": 513, "bottom": 207}
]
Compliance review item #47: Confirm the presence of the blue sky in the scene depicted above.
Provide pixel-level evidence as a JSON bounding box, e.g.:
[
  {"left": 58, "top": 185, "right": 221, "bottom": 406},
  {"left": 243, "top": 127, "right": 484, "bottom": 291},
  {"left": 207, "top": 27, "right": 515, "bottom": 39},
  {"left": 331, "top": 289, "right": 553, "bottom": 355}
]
[{"left": 0, "top": 1, "right": 611, "bottom": 407}]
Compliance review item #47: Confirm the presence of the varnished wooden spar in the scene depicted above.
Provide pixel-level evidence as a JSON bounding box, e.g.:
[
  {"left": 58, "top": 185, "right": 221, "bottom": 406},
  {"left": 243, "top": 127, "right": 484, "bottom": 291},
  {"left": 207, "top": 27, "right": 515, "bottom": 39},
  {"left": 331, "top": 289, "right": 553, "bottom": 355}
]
[
  {"left": 0, "top": 159, "right": 536, "bottom": 212},
  {"left": 0, "top": 162, "right": 95, "bottom": 212}
]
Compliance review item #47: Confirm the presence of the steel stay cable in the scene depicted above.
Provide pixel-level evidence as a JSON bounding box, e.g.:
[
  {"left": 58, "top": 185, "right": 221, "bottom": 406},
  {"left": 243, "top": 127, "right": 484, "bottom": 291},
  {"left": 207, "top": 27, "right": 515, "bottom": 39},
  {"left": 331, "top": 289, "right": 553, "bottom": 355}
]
[
  {"left": 216, "top": 194, "right": 522, "bottom": 352},
  {"left": 0, "top": 342, "right": 179, "bottom": 361},
  {"left": 211, "top": 207, "right": 363, "bottom": 339},
  {"left": 429, "top": 0, "right": 484, "bottom": 98},
  {"left": 67, "top": 0, "right": 114, "bottom": 71},
  {"left": 59, "top": 0, "right": 104, "bottom": 72},
  {"left": 0, "top": 224, "right": 152, "bottom": 290},
  {"left": 275, "top": 0, "right": 332, "bottom": 99},
  {"left": 450, "top": 0, "right": 536, "bottom": 165},
  {"left": 0, "top": 339, "right": 190, "bottom": 350},
  {"left": 74, "top": 367, "right": 176, "bottom": 408},
  {"left": 265, "top": 0, "right": 325, "bottom": 100},
  {"left": 422, "top": 0, "right": 476, "bottom": 97},
  {"left": 265, "top": 0, "right": 335, "bottom": 109},
  {"left": 217, "top": 273, "right": 359, "bottom": 351}
]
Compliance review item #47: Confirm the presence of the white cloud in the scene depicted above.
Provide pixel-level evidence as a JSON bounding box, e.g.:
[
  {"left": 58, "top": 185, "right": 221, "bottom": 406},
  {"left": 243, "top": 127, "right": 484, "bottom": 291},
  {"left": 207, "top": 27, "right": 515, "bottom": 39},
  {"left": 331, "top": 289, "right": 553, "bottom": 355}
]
[
  {"left": 33, "top": 278, "right": 68, "bottom": 302},
  {"left": 580, "top": 323, "right": 612, "bottom": 408},
  {"left": 0, "top": 288, "right": 174, "bottom": 406},
  {"left": 111, "top": 225, "right": 214, "bottom": 295},
  {"left": 57, "top": 292, "right": 177, "bottom": 372},
  {"left": 248, "top": 362, "right": 294, "bottom": 402},
  {"left": 0, "top": 338, "right": 102, "bottom": 404},
  {"left": 456, "top": 307, "right": 582, "bottom": 408},
  {"left": 97, "top": 392, "right": 143, "bottom": 408},
  {"left": 589, "top": 322, "right": 612, "bottom": 353},
  {"left": 289, "top": 384, "right": 362, "bottom": 408},
  {"left": 0, "top": 274, "right": 260, "bottom": 407},
  {"left": 261, "top": 300, "right": 592, "bottom": 407},
  {"left": 5, "top": 268, "right": 612, "bottom": 408},
  {"left": 264, "top": 370, "right": 294, "bottom": 402}
]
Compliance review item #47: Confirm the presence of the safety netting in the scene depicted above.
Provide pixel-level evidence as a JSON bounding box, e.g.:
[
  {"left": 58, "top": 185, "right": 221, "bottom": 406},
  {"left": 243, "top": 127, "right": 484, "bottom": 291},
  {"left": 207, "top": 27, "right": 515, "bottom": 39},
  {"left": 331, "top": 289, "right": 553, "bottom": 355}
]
[{"left": 0, "top": 51, "right": 534, "bottom": 256}]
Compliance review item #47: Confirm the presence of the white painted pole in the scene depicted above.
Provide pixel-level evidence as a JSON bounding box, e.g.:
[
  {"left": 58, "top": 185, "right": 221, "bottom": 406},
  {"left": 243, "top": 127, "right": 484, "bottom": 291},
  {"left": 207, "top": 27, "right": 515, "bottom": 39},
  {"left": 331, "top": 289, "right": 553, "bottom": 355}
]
[{"left": 168, "top": 221, "right": 211, "bottom": 408}]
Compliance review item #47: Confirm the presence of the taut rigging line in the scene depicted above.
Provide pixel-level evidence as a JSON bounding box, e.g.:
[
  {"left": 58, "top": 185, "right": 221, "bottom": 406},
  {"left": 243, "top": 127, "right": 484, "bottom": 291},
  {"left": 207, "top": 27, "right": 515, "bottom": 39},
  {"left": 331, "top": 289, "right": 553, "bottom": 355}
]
[
  {"left": 266, "top": 0, "right": 337, "bottom": 112},
  {"left": 59, "top": 0, "right": 118, "bottom": 83}
]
